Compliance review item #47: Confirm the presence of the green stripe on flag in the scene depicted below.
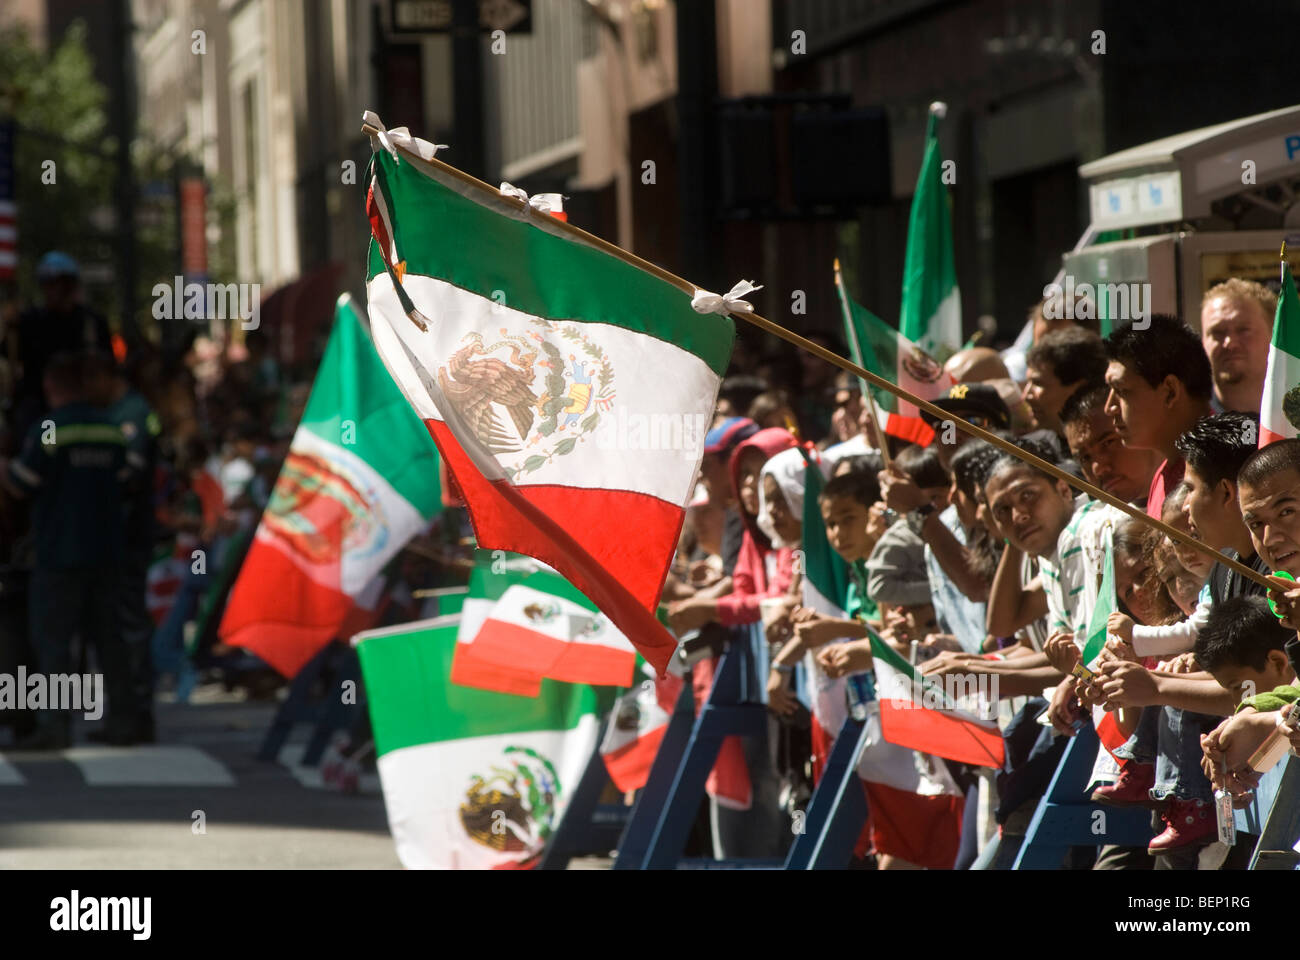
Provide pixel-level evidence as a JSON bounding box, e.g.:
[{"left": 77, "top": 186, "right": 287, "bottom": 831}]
[
  {"left": 841, "top": 293, "right": 904, "bottom": 418},
  {"left": 298, "top": 295, "right": 443, "bottom": 514},
  {"left": 801, "top": 455, "right": 851, "bottom": 607},
  {"left": 1081, "top": 540, "right": 1116, "bottom": 668},
  {"left": 366, "top": 152, "right": 734, "bottom": 376},
  {"left": 866, "top": 628, "right": 959, "bottom": 712},
  {"left": 900, "top": 112, "right": 960, "bottom": 359},
  {"left": 356, "top": 619, "right": 614, "bottom": 755}
]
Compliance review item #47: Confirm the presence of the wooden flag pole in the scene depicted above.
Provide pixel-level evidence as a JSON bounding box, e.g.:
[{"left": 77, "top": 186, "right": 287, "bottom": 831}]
[
  {"left": 833, "top": 258, "right": 892, "bottom": 468},
  {"left": 360, "top": 119, "right": 1277, "bottom": 593}
]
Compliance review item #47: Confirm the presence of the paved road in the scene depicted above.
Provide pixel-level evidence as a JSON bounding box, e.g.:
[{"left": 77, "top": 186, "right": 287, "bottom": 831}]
[{"left": 0, "top": 686, "right": 402, "bottom": 869}]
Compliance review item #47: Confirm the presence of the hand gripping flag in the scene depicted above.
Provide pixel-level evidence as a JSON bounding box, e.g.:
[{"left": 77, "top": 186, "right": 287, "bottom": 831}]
[{"left": 362, "top": 113, "right": 733, "bottom": 676}]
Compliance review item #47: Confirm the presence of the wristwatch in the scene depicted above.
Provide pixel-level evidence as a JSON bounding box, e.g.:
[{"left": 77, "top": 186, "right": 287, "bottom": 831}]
[{"left": 906, "top": 503, "right": 936, "bottom": 535}]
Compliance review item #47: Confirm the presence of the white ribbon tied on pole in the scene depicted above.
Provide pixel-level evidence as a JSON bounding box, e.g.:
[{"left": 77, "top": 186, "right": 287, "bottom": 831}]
[
  {"left": 362, "top": 110, "right": 447, "bottom": 163},
  {"left": 499, "top": 182, "right": 557, "bottom": 215},
  {"left": 691, "top": 280, "right": 763, "bottom": 316}
]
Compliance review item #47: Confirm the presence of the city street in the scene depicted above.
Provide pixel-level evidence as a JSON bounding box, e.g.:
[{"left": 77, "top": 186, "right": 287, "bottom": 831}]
[{"left": 0, "top": 688, "right": 401, "bottom": 869}]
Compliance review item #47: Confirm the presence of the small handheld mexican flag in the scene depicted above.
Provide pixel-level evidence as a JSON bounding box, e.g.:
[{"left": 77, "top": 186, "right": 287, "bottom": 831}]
[
  {"left": 867, "top": 630, "right": 1004, "bottom": 769},
  {"left": 1073, "top": 530, "right": 1128, "bottom": 758},
  {"left": 354, "top": 613, "right": 610, "bottom": 869},
  {"left": 453, "top": 552, "right": 638, "bottom": 691},
  {"left": 1261, "top": 252, "right": 1300, "bottom": 447},
  {"left": 219, "top": 295, "right": 442, "bottom": 677},
  {"left": 900, "top": 103, "right": 962, "bottom": 361},
  {"left": 835, "top": 262, "right": 951, "bottom": 447}
]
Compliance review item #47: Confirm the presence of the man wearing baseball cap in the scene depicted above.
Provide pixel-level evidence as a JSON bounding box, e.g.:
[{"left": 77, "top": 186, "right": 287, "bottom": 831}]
[{"left": 11, "top": 252, "right": 112, "bottom": 443}]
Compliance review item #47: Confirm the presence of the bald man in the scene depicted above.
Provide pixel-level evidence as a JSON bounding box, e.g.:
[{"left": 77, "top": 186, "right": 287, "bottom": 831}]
[{"left": 943, "top": 346, "right": 1009, "bottom": 384}]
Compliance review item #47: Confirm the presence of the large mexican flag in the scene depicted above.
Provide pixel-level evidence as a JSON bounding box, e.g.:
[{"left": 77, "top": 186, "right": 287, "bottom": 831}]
[
  {"left": 355, "top": 614, "right": 609, "bottom": 869},
  {"left": 363, "top": 116, "right": 732, "bottom": 676},
  {"left": 899, "top": 107, "right": 961, "bottom": 360},
  {"left": 836, "top": 266, "right": 950, "bottom": 447},
  {"left": 1261, "top": 257, "right": 1300, "bottom": 446},
  {"left": 219, "top": 295, "right": 442, "bottom": 677}
]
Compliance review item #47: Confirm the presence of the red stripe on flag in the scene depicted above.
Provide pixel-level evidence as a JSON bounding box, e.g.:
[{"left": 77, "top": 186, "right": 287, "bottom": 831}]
[
  {"left": 602, "top": 724, "right": 669, "bottom": 792},
  {"left": 1096, "top": 711, "right": 1127, "bottom": 760},
  {"left": 219, "top": 538, "right": 353, "bottom": 677},
  {"left": 449, "top": 641, "right": 543, "bottom": 696},
  {"left": 863, "top": 779, "right": 963, "bottom": 869},
  {"left": 426, "top": 419, "right": 680, "bottom": 675},
  {"left": 884, "top": 414, "right": 935, "bottom": 447},
  {"left": 473, "top": 618, "right": 635, "bottom": 687},
  {"left": 878, "top": 699, "right": 1005, "bottom": 768},
  {"left": 1261, "top": 425, "right": 1288, "bottom": 448}
]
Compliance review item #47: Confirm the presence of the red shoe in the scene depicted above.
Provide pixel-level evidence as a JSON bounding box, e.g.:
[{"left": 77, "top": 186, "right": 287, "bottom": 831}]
[
  {"left": 1147, "top": 798, "right": 1215, "bottom": 853},
  {"left": 1090, "top": 762, "right": 1157, "bottom": 808}
]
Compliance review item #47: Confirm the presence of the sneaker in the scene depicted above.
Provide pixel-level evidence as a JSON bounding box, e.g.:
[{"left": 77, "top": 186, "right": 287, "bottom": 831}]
[
  {"left": 1147, "top": 797, "right": 1215, "bottom": 853},
  {"left": 1090, "top": 762, "right": 1158, "bottom": 807}
]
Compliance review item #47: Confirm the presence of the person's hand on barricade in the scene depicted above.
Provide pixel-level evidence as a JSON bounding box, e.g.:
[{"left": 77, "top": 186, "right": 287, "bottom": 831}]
[
  {"left": 1095, "top": 659, "right": 1162, "bottom": 708},
  {"left": 794, "top": 615, "right": 850, "bottom": 650},
  {"left": 1156, "top": 652, "right": 1200, "bottom": 674},
  {"left": 1075, "top": 673, "right": 1107, "bottom": 710},
  {"left": 922, "top": 632, "right": 963, "bottom": 653},
  {"left": 767, "top": 668, "right": 798, "bottom": 718},
  {"left": 1046, "top": 679, "right": 1081, "bottom": 736},
  {"left": 1201, "top": 709, "right": 1274, "bottom": 803},
  {"left": 817, "top": 639, "right": 873, "bottom": 679},
  {"left": 666, "top": 597, "right": 715, "bottom": 634},
  {"left": 1280, "top": 703, "right": 1300, "bottom": 754},
  {"left": 1101, "top": 635, "right": 1138, "bottom": 664},
  {"left": 1043, "top": 632, "right": 1079, "bottom": 675},
  {"left": 918, "top": 649, "right": 977, "bottom": 677}
]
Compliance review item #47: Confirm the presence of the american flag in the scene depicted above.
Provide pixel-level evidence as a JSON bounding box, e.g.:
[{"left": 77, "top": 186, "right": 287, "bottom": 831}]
[{"left": 0, "top": 119, "right": 14, "bottom": 281}]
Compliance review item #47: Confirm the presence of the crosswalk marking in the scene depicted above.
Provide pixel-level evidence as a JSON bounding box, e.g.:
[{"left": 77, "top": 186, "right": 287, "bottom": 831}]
[
  {"left": 61, "top": 746, "right": 237, "bottom": 787},
  {"left": 0, "top": 744, "right": 380, "bottom": 793}
]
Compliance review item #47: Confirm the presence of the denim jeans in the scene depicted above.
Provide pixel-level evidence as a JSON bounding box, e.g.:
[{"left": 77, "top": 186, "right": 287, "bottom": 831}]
[
  {"left": 1113, "top": 705, "right": 1159, "bottom": 764},
  {"left": 1151, "top": 706, "right": 1214, "bottom": 803}
]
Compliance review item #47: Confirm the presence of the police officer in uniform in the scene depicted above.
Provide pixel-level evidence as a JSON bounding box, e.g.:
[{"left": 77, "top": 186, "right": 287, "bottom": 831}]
[
  {"left": 0, "top": 354, "right": 129, "bottom": 749},
  {"left": 85, "top": 351, "right": 160, "bottom": 744}
]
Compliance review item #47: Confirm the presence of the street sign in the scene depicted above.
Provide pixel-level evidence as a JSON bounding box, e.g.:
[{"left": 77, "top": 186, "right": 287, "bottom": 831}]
[{"left": 388, "top": 0, "right": 531, "bottom": 34}]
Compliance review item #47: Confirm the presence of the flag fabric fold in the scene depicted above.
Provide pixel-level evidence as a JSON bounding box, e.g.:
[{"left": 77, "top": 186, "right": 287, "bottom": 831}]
[
  {"left": 219, "top": 295, "right": 442, "bottom": 677},
  {"left": 837, "top": 272, "right": 950, "bottom": 447},
  {"left": 362, "top": 126, "right": 732, "bottom": 676}
]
